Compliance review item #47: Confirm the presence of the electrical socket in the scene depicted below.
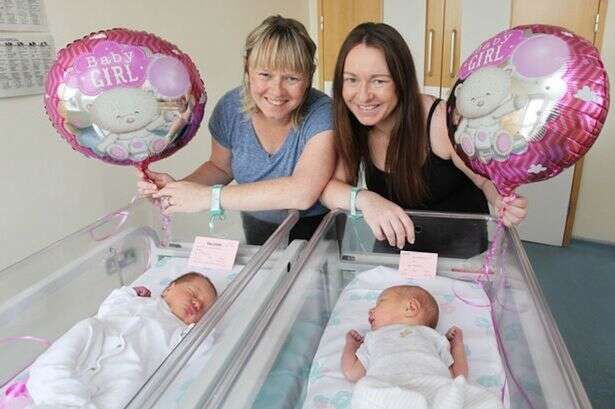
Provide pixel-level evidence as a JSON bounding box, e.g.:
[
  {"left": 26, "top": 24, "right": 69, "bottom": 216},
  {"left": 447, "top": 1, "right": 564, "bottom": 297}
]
[{"left": 105, "top": 247, "right": 137, "bottom": 275}]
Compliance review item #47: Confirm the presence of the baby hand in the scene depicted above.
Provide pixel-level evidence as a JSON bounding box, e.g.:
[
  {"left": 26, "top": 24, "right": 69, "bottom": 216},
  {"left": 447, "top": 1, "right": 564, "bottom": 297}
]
[
  {"left": 446, "top": 326, "right": 464, "bottom": 347},
  {"left": 133, "top": 286, "right": 151, "bottom": 297},
  {"left": 345, "top": 330, "right": 364, "bottom": 351}
]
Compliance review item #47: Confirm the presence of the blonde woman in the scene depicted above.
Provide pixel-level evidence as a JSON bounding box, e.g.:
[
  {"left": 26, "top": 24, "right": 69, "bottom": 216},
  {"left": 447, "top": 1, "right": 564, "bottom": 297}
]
[{"left": 138, "top": 16, "right": 335, "bottom": 243}]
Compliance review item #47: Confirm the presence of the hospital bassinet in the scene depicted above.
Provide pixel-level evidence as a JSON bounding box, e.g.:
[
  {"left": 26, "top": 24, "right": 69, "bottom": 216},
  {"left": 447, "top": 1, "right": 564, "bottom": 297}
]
[
  {"left": 0, "top": 198, "right": 304, "bottom": 407},
  {"left": 164, "top": 209, "right": 590, "bottom": 409}
]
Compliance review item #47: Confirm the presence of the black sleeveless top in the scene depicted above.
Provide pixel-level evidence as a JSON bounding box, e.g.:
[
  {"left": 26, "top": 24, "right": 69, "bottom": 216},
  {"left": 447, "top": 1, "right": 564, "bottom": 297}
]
[{"left": 365, "top": 99, "right": 488, "bottom": 214}]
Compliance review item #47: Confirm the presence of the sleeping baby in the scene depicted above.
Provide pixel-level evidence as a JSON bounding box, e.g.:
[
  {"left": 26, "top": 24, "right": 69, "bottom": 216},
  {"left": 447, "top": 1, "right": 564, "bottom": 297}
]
[
  {"left": 26, "top": 272, "right": 217, "bottom": 409},
  {"left": 341, "top": 285, "right": 502, "bottom": 409}
]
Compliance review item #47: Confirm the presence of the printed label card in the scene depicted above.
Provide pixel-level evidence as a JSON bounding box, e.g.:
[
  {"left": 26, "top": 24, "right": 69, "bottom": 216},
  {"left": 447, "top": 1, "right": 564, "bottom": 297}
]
[
  {"left": 188, "top": 236, "right": 239, "bottom": 272},
  {"left": 398, "top": 251, "right": 438, "bottom": 278}
]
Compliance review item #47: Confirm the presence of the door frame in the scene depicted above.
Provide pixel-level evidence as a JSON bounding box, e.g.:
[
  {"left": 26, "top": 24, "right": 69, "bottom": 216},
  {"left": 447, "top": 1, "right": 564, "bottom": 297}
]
[
  {"left": 317, "top": 0, "right": 384, "bottom": 90},
  {"left": 548, "top": 0, "right": 608, "bottom": 245}
]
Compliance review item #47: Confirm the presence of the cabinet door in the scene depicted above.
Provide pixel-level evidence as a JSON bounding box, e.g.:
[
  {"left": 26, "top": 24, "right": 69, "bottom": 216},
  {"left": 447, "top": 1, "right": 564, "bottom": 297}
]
[
  {"left": 440, "top": 0, "right": 461, "bottom": 98},
  {"left": 319, "top": 0, "right": 383, "bottom": 95},
  {"left": 511, "top": 0, "right": 603, "bottom": 245},
  {"left": 427, "top": 0, "right": 510, "bottom": 99},
  {"left": 423, "top": 0, "right": 446, "bottom": 97}
]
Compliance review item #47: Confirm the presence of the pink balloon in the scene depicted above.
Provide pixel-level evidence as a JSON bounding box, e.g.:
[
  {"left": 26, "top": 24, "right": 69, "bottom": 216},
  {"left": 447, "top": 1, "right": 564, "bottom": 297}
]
[
  {"left": 44, "top": 28, "right": 206, "bottom": 167},
  {"left": 148, "top": 55, "right": 190, "bottom": 98},
  {"left": 448, "top": 24, "right": 609, "bottom": 196},
  {"left": 511, "top": 35, "right": 569, "bottom": 78}
]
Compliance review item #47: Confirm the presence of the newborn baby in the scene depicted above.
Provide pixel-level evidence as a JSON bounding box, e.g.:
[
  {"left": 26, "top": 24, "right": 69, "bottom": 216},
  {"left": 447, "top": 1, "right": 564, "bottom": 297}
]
[
  {"left": 341, "top": 285, "right": 502, "bottom": 409},
  {"left": 27, "top": 272, "right": 217, "bottom": 409}
]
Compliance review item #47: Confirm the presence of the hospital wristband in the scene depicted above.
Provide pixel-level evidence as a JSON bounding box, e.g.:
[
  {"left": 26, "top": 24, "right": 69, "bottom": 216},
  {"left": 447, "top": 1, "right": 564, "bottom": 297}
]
[
  {"left": 210, "top": 184, "right": 224, "bottom": 216},
  {"left": 208, "top": 184, "right": 225, "bottom": 230},
  {"left": 350, "top": 187, "right": 364, "bottom": 219}
]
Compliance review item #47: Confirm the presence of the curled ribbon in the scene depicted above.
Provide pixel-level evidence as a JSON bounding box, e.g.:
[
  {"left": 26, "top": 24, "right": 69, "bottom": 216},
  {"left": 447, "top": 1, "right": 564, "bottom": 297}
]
[{"left": 451, "top": 193, "right": 536, "bottom": 408}]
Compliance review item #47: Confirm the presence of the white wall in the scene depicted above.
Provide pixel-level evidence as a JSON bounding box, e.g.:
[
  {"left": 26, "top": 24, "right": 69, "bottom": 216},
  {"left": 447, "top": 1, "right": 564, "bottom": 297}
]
[
  {"left": 573, "top": 3, "right": 615, "bottom": 243},
  {"left": 0, "top": 0, "right": 310, "bottom": 271},
  {"left": 384, "top": 0, "right": 426, "bottom": 91},
  {"left": 459, "top": 0, "right": 511, "bottom": 62}
]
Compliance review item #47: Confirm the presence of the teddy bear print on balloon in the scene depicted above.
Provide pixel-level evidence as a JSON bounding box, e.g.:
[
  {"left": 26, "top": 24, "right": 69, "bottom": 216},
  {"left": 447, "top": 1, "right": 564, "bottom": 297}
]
[
  {"left": 453, "top": 32, "right": 572, "bottom": 164},
  {"left": 449, "top": 24, "right": 609, "bottom": 196},
  {"left": 46, "top": 29, "right": 206, "bottom": 167},
  {"left": 89, "top": 88, "right": 166, "bottom": 161},
  {"left": 454, "top": 66, "right": 529, "bottom": 163}
]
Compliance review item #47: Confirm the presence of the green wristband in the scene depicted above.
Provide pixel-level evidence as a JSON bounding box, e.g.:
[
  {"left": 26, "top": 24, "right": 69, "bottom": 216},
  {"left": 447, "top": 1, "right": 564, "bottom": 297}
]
[
  {"left": 350, "top": 187, "right": 363, "bottom": 220},
  {"left": 209, "top": 184, "right": 225, "bottom": 229},
  {"left": 210, "top": 184, "right": 223, "bottom": 214}
]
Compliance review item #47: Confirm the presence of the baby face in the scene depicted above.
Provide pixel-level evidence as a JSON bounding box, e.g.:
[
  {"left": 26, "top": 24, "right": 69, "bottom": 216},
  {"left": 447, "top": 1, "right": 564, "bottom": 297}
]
[
  {"left": 163, "top": 277, "right": 217, "bottom": 325},
  {"left": 368, "top": 288, "right": 407, "bottom": 331}
]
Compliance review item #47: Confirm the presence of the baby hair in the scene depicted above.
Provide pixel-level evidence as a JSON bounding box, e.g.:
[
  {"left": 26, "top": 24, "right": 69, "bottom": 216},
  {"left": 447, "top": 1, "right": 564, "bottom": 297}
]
[
  {"left": 169, "top": 272, "right": 218, "bottom": 297},
  {"left": 392, "top": 285, "right": 439, "bottom": 329}
]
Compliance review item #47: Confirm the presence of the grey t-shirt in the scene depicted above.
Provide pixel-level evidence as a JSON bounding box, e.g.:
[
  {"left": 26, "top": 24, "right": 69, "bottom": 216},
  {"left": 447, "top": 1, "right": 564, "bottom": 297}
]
[{"left": 208, "top": 87, "right": 332, "bottom": 223}]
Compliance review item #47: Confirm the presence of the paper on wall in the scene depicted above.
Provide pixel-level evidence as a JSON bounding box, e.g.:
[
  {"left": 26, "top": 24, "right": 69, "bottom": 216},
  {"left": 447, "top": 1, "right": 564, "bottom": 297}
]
[
  {"left": 0, "top": 32, "right": 54, "bottom": 98},
  {"left": 0, "top": 0, "right": 48, "bottom": 31}
]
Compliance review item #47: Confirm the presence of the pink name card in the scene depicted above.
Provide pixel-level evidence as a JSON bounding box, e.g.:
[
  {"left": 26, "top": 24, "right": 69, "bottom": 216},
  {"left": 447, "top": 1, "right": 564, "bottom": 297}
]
[
  {"left": 398, "top": 251, "right": 438, "bottom": 278},
  {"left": 188, "top": 236, "right": 239, "bottom": 271}
]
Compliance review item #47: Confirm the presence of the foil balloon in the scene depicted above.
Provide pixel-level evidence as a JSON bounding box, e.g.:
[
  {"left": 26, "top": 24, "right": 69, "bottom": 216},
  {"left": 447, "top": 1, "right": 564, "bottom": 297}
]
[
  {"left": 447, "top": 24, "right": 609, "bottom": 196},
  {"left": 45, "top": 28, "right": 206, "bottom": 166}
]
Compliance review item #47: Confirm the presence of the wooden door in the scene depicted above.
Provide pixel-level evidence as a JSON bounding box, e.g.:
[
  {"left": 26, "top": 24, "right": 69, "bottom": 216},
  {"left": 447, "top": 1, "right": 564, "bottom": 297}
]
[
  {"left": 318, "top": 0, "right": 383, "bottom": 94},
  {"left": 440, "top": 0, "right": 461, "bottom": 94},
  {"left": 510, "top": 0, "right": 606, "bottom": 245},
  {"left": 424, "top": 0, "right": 445, "bottom": 97},
  {"left": 423, "top": 0, "right": 461, "bottom": 98}
]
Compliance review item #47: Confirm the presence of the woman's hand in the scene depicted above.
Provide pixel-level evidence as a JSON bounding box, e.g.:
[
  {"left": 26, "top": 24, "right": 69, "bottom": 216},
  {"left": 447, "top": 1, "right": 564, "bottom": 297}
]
[
  {"left": 481, "top": 180, "right": 528, "bottom": 226},
  {"left": 136, "top": 169, "right": 176, "bottom": 196},
  {"left": 357, "top": 190, "right": 415, "bottom": 248},
  {"left": 152, "top": 181, "right": 211, "bottom": 214},
  {"left": 494, "top": 194, "right": 528, "bottom": 226}
]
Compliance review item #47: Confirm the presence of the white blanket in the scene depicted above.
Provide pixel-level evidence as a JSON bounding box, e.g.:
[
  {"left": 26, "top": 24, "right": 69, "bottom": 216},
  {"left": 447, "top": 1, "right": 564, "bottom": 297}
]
[
  {"left": 303, "top": 266, "right": 507, "bottom": 409},
  {"left": 351, "top": 325, "right": 501, "bottom": 409},
  {"left": 352, "top": 376, "right": 500, "bottom": 409},
  {"left": 2, "top": 254, "right": 243, "bottom": 409},
  {"left": 27, "top": 287, "right": 189, "bottom": 409}
]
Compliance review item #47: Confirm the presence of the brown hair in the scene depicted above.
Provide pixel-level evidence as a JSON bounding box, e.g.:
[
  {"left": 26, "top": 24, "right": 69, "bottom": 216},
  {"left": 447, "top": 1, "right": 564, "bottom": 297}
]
[
  {"left": 333, "top": 23, "right": 428, "bottom": 205},
  {"left": 242, "top": 15, "right": 317, "bottom": 127}
]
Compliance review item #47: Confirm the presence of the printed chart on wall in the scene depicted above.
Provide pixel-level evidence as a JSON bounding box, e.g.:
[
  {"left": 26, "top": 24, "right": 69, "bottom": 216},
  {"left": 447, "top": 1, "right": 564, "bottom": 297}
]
[
  {"left": 0, "top": 33, "right": 54, "bottom": 97},
  {"left": 0, "top": 0, "right": 53, "bottom": 97},
  {"left": 0, "top": 0, "right": 48, "bottom": 31}
]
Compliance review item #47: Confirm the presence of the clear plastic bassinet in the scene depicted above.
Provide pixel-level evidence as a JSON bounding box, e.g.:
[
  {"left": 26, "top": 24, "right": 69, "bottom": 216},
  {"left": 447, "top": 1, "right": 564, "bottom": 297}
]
[
  {"left": 170, "top": 209, "right": 590, "bottom": 409},
  {"left": 0, "top": 198, "right": 303, "bottom": 408}
]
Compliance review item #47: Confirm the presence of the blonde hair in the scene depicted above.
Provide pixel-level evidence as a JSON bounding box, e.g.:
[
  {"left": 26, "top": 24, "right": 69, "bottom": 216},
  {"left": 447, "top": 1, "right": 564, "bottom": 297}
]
[{"left": 242, "top": 15, "right": 316, "bottom": 127}]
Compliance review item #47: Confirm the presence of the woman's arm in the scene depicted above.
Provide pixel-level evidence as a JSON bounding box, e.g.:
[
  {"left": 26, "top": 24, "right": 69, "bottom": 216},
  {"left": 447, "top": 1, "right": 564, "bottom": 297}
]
[
  {"left": 451, "top": 149, "right": 528, "bottom": 226},
  {"left": 182, "top": 139, "right": 234, "bottom": 186},
  {"left": 153, "top": 130, "right": 335, "bottom": 213},
  {"left": 430, "top": 101, "right": 528, "bottom": 226},
  {"left": 319, "top": 159, "right": 356, "bottom": 210},
  {"left": 137, "top": 139, "right": 233, "bottom": 196},
  {"left": 320, "top": 160, "right": 415, "bottom": 248}
]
